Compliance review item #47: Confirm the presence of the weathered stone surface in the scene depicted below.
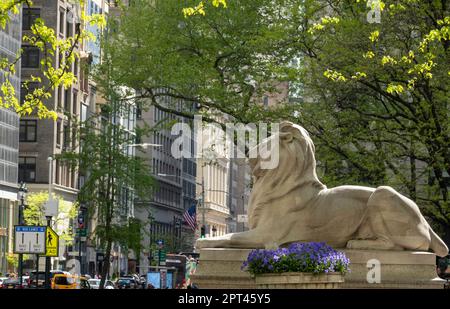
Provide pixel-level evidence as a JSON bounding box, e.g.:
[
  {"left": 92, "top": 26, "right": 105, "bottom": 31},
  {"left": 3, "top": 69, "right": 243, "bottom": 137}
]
[
  {"left": 191, "top": 248, "right": 447, "bottom": 289},
  {"left": 196, "top": 122, "right": 448, "bottom": 259},
  {"left": 255, "top": 273, "right": 344, "bottom": 289}
]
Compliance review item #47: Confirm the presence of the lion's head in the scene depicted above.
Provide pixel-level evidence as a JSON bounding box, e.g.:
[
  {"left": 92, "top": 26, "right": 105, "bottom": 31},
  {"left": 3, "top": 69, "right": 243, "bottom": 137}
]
[{"left": 247, "top": 121, "right": 325, "bottom": 229}]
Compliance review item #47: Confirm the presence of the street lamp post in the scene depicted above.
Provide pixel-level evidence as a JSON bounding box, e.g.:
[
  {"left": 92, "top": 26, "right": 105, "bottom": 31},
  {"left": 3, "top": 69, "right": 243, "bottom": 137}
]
[
  {"left": 17, "top": 182, "right": 27, "bottom": 288},
  {"left": 44, "top": 156, "right": 54, "bottom": 289},
  {"left": 194, "top": 166, "right": 206, "bottom": 240}
]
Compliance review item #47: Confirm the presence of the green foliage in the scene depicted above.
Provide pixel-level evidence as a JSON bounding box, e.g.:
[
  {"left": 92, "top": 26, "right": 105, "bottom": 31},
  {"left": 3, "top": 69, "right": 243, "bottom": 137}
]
[
  {"left": 183, "top": 0, "right": 227, "bottom": 17},
  {"left": 6, "top": 253, "right": 18, "bottom": 270},
  {"left": 0, "top": 0, "right": 105, "bottom": 119},
  {"left": 24, "top": 192, "right": 77, "bottom": 244},
  {"left": 292, "top": 0, "right": 450, "bottom": 233},
  {"left": 95, "top": 0, "right": 299, "bottom": 127},
  {"left": 102, "top": 0, "right": 449, "bottom": 238}
]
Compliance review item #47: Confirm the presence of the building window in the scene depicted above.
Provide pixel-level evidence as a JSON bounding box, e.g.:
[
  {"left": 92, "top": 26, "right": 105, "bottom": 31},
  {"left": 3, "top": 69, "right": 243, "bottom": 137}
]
[
  {"left": 73, "top": 58, "right": 78, "bottom": 77},
  {"left": 81, "top": 104, "right": 88, "bottom": 123},
  {"left": 66, "top": 10, "right": 73, "bottom": 38},
  {"left": 22, "top": 46, "right": 40, "bottom": 68},
  {"left": 72, "top": 91, "right": 78, "bottom": 114},
  {"left": 19, "top": 157, "right": 36, "bottom": 183},
  {"left": 64, "top": 88, "right": 71, "bottom": 111},
  {"left": 63, "top": 124, "right": 70, "bottom": 149},
  {"left": 56, "top": 121, "right": 62, "bottom": 146},
  {"left": 55, "top": 160, "right": 60, "bottom": 184},
  {"left": 22, "top": 8, "right": 40, "bottom": 30},
  {"left": 59, "top": 9, "right": 65, "bottom": 35},
  {"left": 19, "top": 120, "right": 37, "bottom": 142},
  {"left": 57, "top": 86, "right": 62, "bottom": 109}
]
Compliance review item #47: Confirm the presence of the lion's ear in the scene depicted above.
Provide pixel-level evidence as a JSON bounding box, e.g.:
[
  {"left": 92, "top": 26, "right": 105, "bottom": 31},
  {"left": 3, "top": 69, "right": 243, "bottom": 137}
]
[
  {"left": 279, "top": 121, "right": 294, "bottom": 131},
  {"left": 280, "top": 131, "right": 293, "bottom": 143}
]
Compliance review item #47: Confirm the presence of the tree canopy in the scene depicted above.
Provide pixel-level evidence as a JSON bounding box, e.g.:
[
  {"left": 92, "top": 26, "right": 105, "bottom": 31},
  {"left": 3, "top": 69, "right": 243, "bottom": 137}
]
[
  {"left": 0, "top": 0, "right": 105, "bottom": 119},
  {"left": 100, "top": 0, "right": 450, "bottom": 239}
]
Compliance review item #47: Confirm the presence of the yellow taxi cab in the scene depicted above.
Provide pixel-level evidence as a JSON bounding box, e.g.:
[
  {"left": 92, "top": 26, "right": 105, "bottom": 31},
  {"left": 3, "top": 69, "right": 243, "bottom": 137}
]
[
  {"left": 51, "top": 274, "right": 91, "bottom": 289},
  {"left": 51, "top": 274, "right": 77, "bottom": 289}
]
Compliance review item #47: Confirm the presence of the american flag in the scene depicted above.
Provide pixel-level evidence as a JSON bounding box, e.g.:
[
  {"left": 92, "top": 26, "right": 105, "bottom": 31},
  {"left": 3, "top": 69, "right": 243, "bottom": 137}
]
[{"left": 183, "top": 204, "right": 197, "bottom": 231}]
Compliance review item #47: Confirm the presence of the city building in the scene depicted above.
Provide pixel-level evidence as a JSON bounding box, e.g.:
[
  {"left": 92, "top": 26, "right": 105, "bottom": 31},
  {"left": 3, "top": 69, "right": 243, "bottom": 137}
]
[
  {"left": 0, "top": 9, "right": 21, "bottom": 275},
  {"left": 18, "top": 0, "right": 96, "bottom": 271},
  {"left": 82, "top": 0, "right": 111, "bottom": 278},
  {"left": 134, "top": 98, "right": 197, "bottom": 275},
  {"left": 196, "top": 120, "right": 233, "bottom": 240},
  {"left": 228, "top": 158, "right": 251, "bottom": 233},
  {"left": 197, "top": 157, "right": 231, "bottom": 239}
]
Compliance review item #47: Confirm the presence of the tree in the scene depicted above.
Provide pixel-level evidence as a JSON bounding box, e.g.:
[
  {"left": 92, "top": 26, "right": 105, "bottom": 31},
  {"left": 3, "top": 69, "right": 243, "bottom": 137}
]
[
  {"left": 102, "top": 0, "right": 450, "bottom": 243},
  {"left": 0, "top": 0, "right": 105, "bottom": 119},
  {"left": 95, "top": 0, "right": 300, "bottom": 127},
  {"left": 24, "top": 192, "right": 77, "bottom": 243},
  {"left": 288, "top": 1, "right": 450, "bottom": 240},
  {"left": 58, "top": 102, "right": 155, "bottom": 288}
]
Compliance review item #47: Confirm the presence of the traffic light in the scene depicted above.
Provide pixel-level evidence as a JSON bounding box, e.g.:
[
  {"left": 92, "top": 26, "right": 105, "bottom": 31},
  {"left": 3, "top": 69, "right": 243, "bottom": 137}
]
[{"left": 200, "top": 225, "right": 206, "bottom": 238}]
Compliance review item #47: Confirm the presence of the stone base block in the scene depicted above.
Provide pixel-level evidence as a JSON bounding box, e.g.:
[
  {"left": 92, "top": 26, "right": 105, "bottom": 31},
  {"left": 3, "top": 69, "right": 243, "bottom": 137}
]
[
  {"left": 256, "top": 272, "right": 344, "bottom": 289},
  {"left": 191, "top": 248, "right": 447, "bottom": 289}
]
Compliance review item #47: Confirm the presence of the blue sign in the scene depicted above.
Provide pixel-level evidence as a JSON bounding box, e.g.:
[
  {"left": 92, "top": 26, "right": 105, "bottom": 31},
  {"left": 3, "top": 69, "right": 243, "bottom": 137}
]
[
  {"left": 15, "top": 226, "right": 46, "bottom": 232},
  {"left": 157, "top": 239, "right": 164, "bottom": 246},
  {"left": 146, "top": 271, "right": 173, "bottom": 289},
  {"left": 14, "top": 226, "right": 47, "bottom": 254}
]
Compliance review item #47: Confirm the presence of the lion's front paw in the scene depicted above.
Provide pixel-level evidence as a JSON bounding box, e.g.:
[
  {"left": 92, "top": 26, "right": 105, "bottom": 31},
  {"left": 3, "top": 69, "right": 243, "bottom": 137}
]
[{"left": 195, "top": 235, "right": 232, "bottom": 249}]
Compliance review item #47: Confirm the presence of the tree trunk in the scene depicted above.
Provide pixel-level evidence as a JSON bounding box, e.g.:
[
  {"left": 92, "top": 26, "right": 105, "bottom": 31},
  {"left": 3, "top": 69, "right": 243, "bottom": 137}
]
[{"left": 99, "top": 239, "right": 112, "bottom": 289}]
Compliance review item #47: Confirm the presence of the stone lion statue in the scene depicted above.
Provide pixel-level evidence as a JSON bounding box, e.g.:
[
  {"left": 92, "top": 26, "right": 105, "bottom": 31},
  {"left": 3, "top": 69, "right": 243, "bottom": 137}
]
[{"left": 196, "top": 121, "right": 449, "bottom": 257}]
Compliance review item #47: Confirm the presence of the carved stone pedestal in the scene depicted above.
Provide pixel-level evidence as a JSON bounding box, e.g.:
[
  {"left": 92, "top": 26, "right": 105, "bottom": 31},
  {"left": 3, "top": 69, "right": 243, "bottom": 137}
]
[{"left": 191, "top": 248, "right": 446, "bottom": 289}]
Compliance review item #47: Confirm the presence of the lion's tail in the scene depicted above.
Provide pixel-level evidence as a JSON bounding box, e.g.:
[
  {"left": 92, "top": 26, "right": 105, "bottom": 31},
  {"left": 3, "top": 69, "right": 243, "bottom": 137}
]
[{"left": 429, "top": 228, "right": 449, "bottom": 257}]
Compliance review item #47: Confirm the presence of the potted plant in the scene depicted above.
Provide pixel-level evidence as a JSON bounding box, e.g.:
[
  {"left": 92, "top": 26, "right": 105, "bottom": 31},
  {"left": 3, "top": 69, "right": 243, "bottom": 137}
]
[{"left": 242, "top": 242, "right": 350, "bottom": 289}]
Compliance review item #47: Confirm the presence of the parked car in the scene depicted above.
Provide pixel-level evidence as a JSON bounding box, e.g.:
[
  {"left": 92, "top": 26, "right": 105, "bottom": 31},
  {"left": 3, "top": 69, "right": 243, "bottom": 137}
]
[
  {"left": 0, "top": 278, "right": 23, "bottom": 289},
  {"left": 22, "top": 276, "right": 30, "bottom": 288},
  {"left": 0, "top": 277, "right": 9, "bottom": 288},
  {"left": 139, "top": 275, "right": 147, "bottom": 288},
  {"left": 88, "top": 279, "right": 115, "bottom": 289},
  {"left": 78, "top": 276, "right": 91, "bottom": 289},
  {"left": 105, "top": 280, "right": 115, "bottom": 289},
  {"left": 116, "top": 277, "right": 139, "bottom": 289}
]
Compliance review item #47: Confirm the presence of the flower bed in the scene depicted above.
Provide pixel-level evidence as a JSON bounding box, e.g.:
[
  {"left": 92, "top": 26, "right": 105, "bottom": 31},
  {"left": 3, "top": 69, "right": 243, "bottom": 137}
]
[{"left": 242, "top": 242, "right": 350, "bottom": 289}]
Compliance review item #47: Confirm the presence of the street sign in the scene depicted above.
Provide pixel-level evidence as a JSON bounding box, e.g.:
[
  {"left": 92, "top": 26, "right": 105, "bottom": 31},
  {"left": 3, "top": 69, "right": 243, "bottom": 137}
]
[
  {"left": 155, "top": 249, "right": 167, "bottom": 266},
  {"left": 76, "top": 229, "right": 87, "bottom": 237},
  {"left": 45, "top": 226, "right": 59, "bottom": 257},
  {"left": 156, "top": 239, "right": 164, "bottom": 248},
  {"left": 14, "top": 226, "right": 46, "bottom": 254}
]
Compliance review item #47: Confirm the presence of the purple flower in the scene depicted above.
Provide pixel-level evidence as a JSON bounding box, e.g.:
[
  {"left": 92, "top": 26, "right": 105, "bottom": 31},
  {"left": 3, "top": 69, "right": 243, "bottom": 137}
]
[{"left": 242, "top": 242, "right": 350, "bottom": 276}]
